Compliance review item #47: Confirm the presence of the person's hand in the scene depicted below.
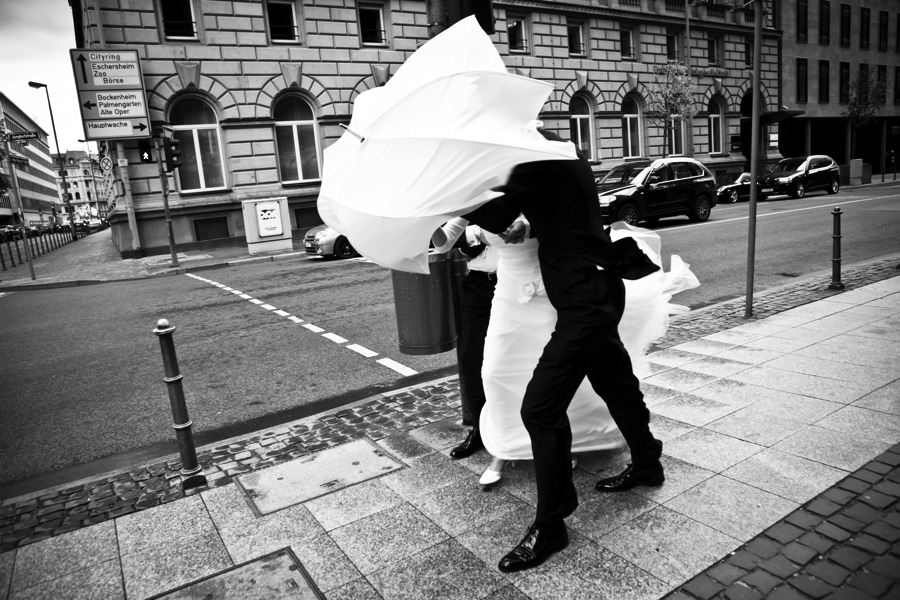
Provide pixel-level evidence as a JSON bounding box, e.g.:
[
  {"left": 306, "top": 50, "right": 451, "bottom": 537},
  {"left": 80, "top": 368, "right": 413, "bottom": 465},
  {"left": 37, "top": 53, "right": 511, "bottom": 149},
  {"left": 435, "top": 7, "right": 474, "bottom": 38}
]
[{"left": 500, "top": 221, "right": 527, "bottom": 244}]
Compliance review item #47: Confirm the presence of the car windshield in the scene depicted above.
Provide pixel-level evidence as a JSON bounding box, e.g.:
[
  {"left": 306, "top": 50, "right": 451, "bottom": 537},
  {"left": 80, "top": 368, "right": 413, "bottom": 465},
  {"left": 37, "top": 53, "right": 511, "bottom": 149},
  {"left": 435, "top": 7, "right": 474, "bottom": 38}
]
[
  {"left": 597, "top": 164, "right": 652, "bottom": 186},
  {"left": 722, "top": 172, "right": 749, "bottom": 185},
  {"left": 769, "top": 158, "right": 807, "bottom": 173}
]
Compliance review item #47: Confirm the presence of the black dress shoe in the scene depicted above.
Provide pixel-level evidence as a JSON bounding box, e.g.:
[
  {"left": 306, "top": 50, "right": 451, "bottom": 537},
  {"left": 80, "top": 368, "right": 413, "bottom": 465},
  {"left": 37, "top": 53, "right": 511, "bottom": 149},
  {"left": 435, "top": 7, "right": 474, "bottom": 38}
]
[
  {"left": 595, "top": 464, "right": 664, "bottom": 492},
  {"left": 449, "top": 428, "right": 483, "bottom": 459},
  {"left": 498, "top": 524, "right": 569, "bottom": 573}
]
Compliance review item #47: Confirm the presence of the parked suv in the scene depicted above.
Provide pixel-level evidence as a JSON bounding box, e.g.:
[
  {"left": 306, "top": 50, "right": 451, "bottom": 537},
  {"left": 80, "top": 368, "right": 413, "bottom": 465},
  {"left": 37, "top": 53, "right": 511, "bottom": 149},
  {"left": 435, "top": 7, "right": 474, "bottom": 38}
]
[
  {"left": 596, "top": 157, "right": 717, "bottom": 225},
  {"left": 758, "top": 155, "right": 840, "bottom": 199}
]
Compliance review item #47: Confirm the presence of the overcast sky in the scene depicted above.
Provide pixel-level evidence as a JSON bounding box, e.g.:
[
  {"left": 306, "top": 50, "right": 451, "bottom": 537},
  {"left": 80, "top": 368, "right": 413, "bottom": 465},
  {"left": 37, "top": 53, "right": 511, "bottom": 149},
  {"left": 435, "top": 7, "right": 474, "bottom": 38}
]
[{"left": 0, "top": 0, "right": 92, "bottom": 154}]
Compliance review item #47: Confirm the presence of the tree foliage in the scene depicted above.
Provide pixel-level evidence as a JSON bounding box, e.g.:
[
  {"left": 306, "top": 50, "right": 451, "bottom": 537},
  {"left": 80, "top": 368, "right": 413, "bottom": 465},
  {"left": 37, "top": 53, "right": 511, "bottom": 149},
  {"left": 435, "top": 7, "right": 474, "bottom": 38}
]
[
  {"left": 645, "top": 61, "right": 695, "bottom": 157},
  {"left": 842, "top": 70, "right": 886, "bottom": 159}
]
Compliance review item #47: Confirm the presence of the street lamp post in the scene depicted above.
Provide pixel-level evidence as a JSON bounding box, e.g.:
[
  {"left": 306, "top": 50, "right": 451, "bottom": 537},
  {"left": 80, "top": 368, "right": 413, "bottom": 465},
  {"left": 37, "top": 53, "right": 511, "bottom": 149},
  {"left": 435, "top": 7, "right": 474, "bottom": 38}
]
[{"left": 29, "top": 81, "right": 77, "bottom": 243}]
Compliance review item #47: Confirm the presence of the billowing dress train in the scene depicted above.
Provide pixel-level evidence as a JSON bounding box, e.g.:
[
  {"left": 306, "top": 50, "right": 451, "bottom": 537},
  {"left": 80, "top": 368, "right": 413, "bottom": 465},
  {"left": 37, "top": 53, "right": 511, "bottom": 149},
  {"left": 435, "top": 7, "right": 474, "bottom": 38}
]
[{"left": 479, "top": 223, "right": 699, "bottom": 460}]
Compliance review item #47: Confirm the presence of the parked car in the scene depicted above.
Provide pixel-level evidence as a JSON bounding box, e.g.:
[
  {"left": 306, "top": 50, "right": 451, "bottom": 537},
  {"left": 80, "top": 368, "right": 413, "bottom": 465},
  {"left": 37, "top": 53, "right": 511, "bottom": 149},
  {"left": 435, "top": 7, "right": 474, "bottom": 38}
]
[
  {"left": 1, "top": 225, "right": 22, "bottom": 241},
  {"left": 303, "top": 224, "right": 358, "bottom": 259},
  {"left": 596, "top": 157, "right": 718, "bottom": 225},
  {"left": 758, "top": 155, "right": 840, "bottom": 199},
  {"left": 717, "top": 172, "right": 754, "bottom": 203}
]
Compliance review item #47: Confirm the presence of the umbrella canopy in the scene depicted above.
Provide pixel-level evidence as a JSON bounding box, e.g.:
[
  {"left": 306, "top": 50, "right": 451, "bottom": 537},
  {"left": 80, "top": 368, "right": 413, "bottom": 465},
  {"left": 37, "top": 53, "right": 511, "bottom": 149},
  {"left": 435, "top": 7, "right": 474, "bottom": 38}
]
[{"left": 318, "top": 16, "right": 577, "bottom": 274}]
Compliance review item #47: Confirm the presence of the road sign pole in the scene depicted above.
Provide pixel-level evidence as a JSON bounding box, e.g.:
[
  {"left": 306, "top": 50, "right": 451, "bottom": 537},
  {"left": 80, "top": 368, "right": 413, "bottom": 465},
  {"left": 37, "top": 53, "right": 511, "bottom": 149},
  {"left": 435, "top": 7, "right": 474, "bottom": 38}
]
[
  {"left": 154, "top": 136, "right": 179, "bottom": 268},
  {"left": 1, "top": 130, "right": 36, "bottom": 280}
]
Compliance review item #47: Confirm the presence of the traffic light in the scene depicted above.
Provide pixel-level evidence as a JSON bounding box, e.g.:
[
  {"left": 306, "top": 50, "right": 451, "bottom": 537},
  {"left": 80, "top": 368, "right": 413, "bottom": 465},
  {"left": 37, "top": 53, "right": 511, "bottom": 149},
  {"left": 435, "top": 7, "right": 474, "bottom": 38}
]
[
  {"left": 138, "top": 139, "right": 154, "bottom": 163},
  {"left": 163, "top": 137, "right": 183, "bottom": 172}
]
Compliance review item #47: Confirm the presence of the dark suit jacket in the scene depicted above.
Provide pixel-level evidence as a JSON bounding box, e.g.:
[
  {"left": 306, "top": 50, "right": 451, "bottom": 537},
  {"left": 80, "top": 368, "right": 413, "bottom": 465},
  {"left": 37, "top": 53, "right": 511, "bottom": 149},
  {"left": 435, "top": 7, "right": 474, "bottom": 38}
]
[{"left": 464, "top": 133, "right": 658, "bottom": 323}]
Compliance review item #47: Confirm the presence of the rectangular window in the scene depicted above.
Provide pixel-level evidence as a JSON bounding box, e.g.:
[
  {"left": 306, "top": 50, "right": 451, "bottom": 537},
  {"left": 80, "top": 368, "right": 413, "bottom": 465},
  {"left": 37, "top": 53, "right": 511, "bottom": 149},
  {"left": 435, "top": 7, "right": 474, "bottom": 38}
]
[
  {"left": 745, "top": 35, "right": 753, "bottom": 67},
  {"left": 878, "top": 11, "right": 888, "bottom": 52},
  {"left": 797, "top": 58, "right": 808, "bottom": 103},
  {"left": 877, "top": 65, "right": 887, "bottom": 104},
  {"left": 819, "top": 1, "right": 830, "bottom": 45},
  {"left": 797, "top": 0, "right": 808, "bottom": 43},
  {"left": 860, "top": 8, "right": 870, "bottom": 50},
  {"left": 160, "top": 0, "right": 197, "bottom": 39},
  {"left": 819, "top": 60, "right": 830, "bottom": 103},
  {"left": 358, "top": 3, "right": 386, "bottom": 46},
  {"left": 620, "top": 28, "right": 634, "bottom": 60},
  {"left": 840, "top": 61, "right": 850, "bottom": 103},
  {"left": 666, "top": 30, "right": 680, "bottom": 61},
  {"left": 707, "top": 36, "right": 720, "bottom": 66},
  {"left": 267, "top": 0, "right": 299, "bottom": 43},
  {"left": 567, "top": 21, "right": 585, "bottom": 56},
  {"left": 507, "top": 16, "right": 528, "bottom": 53},
  {"left": 840, "top": 4, "right": 851, "bottom": 47},
  {"left": 668, "top": 118, "right": 684, "bottom": 156},
  {"left": 894, "top": 67, "right": 900, "bottom": 104},
  {"left": 708, "top": 113, "right": 722, "bottom": 154}
]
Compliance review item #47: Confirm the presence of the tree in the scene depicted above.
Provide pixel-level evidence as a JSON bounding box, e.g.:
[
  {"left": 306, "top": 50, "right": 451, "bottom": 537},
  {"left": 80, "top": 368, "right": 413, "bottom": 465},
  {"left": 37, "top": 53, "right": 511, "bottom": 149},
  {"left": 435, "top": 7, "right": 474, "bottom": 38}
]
[
  {"left": 645, "top": 61, "right": 695, "bottom": 158},
  {"left": 843, "top": 70, "right": 886, "bottom": 159}
]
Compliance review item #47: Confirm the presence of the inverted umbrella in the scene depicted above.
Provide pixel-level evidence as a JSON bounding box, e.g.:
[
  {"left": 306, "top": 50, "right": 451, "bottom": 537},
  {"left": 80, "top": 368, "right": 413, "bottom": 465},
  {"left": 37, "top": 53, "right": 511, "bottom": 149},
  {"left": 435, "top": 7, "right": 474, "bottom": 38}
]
[{"left": 318, "top": 16, "right": 577, "bottom": 274}]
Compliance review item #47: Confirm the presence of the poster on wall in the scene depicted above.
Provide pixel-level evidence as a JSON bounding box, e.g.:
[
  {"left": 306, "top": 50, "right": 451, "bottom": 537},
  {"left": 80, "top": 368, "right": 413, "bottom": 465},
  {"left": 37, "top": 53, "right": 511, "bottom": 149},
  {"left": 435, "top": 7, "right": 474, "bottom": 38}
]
[{"left": 256, "top": 201, "right": 283, "bottom": 237}]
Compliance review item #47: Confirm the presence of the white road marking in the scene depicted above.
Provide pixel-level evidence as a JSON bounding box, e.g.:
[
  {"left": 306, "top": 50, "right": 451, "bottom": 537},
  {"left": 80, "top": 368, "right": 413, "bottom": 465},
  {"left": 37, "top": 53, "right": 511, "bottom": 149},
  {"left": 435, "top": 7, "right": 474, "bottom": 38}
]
[
  {"left": 377, "top": 358, "right": 418, "bottom": 376},
  {"left": 188, "top": 274, "right": 418, "bottom": 376},
  {"left": 347, "top": 344, "right": 378, "bottom": 357}
]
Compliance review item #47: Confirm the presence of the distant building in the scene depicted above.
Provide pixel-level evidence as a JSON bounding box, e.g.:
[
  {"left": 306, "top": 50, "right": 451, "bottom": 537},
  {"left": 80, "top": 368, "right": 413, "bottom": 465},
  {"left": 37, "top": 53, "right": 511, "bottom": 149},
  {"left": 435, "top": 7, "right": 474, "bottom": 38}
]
[
  {"left": 778, "top": 0, "right": 900, "bottom": 176},
  {"left": 68, "top": 0, "right": 785, "bottom": 258},
  {"left": 0, "top": 92, "right": 61, "bottom": 227},
  {"left": 52, "top": 151, "right": 109, "bottom": 221}
]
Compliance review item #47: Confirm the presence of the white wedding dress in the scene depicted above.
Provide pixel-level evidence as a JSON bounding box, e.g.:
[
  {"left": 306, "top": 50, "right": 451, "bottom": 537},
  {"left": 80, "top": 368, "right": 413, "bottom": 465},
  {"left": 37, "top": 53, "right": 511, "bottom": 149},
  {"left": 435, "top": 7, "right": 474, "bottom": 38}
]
[{"left": 479, "top": 223, "right": 699, "bottom": 460}]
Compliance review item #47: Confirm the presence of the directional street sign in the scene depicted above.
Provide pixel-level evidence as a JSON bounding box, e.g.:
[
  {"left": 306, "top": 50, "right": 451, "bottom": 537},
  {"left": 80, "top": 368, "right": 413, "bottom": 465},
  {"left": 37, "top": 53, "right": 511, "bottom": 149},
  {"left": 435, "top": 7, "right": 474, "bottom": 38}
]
[
  {"left": 6, "top": 132, "right": 38, "bottom": 141},
  {"left": 70, "top": 48, "right": 151, "bottom": 140}
]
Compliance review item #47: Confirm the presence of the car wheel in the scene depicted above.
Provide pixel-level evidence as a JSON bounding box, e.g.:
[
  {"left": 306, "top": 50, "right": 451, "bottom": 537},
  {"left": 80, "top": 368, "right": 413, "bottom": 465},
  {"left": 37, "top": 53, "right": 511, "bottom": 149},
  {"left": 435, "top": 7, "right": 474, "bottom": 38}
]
[
  {"left": 615, "top": 203, "right": 640, "bottom": 226},
  {"left": 827, "top": 177, "right": 840, "bottom": 194},
  {"left": 791, "top": 181, "right": 806, "bottom": 199},
  {"left": 727, "top": 190, "right": 739, "bottom": 203},
  {"left": 334, "top": 236, "right": 357, "bottom": 259},
  {"left": 688, "top": 196, "right": 712, "bottom": 222}
]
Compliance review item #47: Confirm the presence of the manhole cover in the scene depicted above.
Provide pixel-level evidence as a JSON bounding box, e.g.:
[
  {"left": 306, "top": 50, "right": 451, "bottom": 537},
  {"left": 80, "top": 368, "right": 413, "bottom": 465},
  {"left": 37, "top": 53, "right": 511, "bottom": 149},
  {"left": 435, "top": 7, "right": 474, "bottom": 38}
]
[
  {"left": 237, "top": 438, "right": 403, "bottom": 515},
  {"left": 149, "top": 548, "right": 324, "bottom": 599}
]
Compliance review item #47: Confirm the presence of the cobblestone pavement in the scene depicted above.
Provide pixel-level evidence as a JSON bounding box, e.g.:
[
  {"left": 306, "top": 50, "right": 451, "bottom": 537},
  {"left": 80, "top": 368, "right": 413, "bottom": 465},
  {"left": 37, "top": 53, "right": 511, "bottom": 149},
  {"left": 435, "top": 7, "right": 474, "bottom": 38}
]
[
  {"left": 1, "top": 254, "right": 898, "bottom": 558},
  {"left": 664, "top": 445, "right": 900, "bottom": 600}
]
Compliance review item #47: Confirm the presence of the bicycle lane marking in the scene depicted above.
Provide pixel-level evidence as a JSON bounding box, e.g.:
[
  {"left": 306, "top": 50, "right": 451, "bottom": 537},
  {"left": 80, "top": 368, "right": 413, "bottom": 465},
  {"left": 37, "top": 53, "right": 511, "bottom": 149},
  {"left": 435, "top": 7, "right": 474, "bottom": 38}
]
[{"left": 184, "top": 273, "right": 419, "bottom": 376}]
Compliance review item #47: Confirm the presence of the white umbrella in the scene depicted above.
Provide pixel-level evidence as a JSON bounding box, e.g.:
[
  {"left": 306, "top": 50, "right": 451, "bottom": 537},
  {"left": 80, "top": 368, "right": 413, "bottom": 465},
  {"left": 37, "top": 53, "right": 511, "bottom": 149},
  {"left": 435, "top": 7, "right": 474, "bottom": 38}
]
[{"left": 317, "top": 16, "right": 577, "bottom": 274}]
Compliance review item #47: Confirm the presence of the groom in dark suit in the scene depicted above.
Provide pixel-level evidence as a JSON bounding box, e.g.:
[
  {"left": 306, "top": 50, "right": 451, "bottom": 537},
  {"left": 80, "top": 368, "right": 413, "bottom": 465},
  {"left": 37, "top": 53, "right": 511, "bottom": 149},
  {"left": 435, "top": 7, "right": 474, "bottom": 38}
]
[{"left": 464, "top": 129, "right": 664, "bottom": 572}]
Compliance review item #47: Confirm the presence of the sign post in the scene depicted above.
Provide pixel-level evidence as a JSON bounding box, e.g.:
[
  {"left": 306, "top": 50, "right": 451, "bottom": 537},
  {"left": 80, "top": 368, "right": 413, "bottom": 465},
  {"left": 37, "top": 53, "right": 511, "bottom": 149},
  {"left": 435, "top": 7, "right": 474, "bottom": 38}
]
[
  {"left": 69, "top": 49, "right": 151, "bottom": 141},
  {"left": 0, "top": 123, "right": 36, "bottom": 280}
]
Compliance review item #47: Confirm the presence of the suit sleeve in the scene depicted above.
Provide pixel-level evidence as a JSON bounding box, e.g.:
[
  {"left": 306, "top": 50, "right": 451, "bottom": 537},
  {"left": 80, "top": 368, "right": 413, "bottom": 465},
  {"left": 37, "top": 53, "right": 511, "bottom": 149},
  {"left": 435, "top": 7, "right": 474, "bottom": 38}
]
[{"left": 462, "top": 196, "right": 520, "bottom": 234}]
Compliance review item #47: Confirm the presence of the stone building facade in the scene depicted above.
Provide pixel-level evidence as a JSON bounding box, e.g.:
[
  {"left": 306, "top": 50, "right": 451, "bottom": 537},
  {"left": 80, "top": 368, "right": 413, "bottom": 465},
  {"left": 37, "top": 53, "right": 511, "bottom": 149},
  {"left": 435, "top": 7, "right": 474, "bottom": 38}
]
[
  {"left": 778, "top": 0, "right": 900, "bottom": 174},
  {"left": 69, "top": 0, "right": 782, "bottom": 257},
  {"left": 53, "top": 151, "right": 109, "bottom": 222},
  {"left": 0, "top": 92, "right": 60, "bottom": 228}
]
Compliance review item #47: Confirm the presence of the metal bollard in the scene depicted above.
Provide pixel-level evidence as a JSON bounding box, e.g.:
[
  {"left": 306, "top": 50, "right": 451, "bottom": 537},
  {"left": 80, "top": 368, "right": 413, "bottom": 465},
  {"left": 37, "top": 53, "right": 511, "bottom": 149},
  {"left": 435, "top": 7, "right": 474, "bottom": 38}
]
[
  {"left": 828, "top": 207, "right": 845, "bottom": 290},
  {"left": 153, "top": 319, "right": 207, "bottom": 489},
  {"left": 0, "top": 242, "right": 6, "bottom": 271},
  {"left": 14, "top": 238, "right": 22, "bottom": 265}
]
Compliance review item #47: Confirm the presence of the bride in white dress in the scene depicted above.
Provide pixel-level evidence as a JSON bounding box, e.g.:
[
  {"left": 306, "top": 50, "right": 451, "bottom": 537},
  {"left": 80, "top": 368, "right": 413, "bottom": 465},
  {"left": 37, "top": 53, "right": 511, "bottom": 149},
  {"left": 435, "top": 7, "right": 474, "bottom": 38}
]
[{"left": 469, "top": 220, "right": 699, "bottom": 486}]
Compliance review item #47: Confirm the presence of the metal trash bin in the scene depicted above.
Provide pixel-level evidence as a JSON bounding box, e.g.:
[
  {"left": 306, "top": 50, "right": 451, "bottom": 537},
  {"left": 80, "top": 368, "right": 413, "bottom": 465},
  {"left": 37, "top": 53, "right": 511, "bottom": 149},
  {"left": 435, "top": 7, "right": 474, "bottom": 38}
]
[{"left": 391, "top": 250, "right": 467, "bottom": 355}]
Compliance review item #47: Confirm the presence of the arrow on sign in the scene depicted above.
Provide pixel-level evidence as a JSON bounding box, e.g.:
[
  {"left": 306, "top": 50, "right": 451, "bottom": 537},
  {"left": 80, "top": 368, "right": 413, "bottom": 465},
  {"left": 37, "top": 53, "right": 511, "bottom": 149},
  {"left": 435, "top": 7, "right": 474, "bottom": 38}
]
[
  {"left": 133, "top": 122, "right": 147, "bottom": 132},
  {"left": 82, "top": 100, "right": 97, "bottom": 110},
  {"left": 77, "top": 54, "right": 88, "bottom": 84}
]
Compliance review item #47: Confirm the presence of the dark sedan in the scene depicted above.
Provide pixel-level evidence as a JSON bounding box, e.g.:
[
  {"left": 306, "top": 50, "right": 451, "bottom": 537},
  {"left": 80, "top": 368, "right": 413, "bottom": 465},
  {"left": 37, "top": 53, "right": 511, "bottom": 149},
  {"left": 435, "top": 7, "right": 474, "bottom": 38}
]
[
  {"left": 717, "top": 172, "right": 754, "bottom": 203},
  {"left": 758, "top": 155, "right": 840, "bottom": 199}
]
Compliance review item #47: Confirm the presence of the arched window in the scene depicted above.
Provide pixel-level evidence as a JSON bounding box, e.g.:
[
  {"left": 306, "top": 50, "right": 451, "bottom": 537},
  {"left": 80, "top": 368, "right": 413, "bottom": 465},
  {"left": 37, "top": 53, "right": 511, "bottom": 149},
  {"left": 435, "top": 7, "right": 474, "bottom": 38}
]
[
  {"left": 622, "top": 96, "right": 643, "bottom": 158},
  {"left": 569, "top": 95, "right": 595, "bottom": 161},
  {"left": 273, "top": 95, "right": 321, "bottom": 182},
  {"left": 708, "top": 97, "right": 725, "bottom": 154},
  {"left": 75, "top": 192, "right": 81, "bottom": 200},
  {"left": 169, "top": 97, "right": 226, "bottom": 192}
]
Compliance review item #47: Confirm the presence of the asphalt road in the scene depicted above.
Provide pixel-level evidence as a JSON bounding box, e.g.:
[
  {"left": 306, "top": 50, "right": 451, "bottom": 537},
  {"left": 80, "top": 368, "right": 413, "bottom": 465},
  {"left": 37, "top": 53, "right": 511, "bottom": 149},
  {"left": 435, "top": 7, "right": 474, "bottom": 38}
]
[{"left": 1, "top": 183, "right": 898, "bottom": 495}]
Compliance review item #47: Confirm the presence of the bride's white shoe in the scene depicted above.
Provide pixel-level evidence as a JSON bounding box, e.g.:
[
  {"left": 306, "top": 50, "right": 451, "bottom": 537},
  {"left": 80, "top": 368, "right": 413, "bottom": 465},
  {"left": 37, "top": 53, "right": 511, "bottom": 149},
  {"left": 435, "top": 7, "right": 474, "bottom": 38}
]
[{"left": 479, "top": 458, "right": 506, "bottom": 486}]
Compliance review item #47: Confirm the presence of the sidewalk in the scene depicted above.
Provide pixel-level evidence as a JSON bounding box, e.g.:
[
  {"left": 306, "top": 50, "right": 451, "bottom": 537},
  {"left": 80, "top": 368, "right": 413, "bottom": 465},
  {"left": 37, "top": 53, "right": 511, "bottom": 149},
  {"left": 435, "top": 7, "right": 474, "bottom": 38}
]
[{"left": 0, "top": 229, "right": 898, "bottom": 599}]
